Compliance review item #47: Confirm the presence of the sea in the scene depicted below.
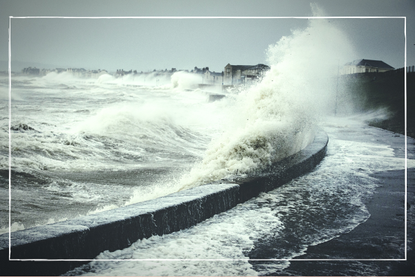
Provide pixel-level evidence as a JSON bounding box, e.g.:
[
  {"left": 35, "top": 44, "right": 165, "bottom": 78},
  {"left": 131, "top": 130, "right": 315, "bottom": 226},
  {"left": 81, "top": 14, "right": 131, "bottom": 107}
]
[
  {"left": 0, "top": 70, "right": 233, "bottom": 233},
  {"left": 1, "top": 16, "right": 414, "bottom": 275}
]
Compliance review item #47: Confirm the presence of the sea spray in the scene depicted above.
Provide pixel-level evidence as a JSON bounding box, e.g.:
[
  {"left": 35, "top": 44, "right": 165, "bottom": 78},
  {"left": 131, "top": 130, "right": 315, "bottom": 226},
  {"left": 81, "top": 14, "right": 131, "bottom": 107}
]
[
  {"left": 179, "top": 12, "right": 356, "bottom": 190},
  {"left": 98, "top": 71, "right": 171, "bottom": 87},
  {"left": 170, "top": 71, "right": 203, "bottom": 90}
]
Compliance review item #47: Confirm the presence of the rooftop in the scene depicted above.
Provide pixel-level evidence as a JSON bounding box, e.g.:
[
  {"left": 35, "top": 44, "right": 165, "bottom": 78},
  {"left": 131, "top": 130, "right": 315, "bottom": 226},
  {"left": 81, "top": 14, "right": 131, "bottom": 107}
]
[
  {"left": 348, "top": 59, "right": 394, "bottom": 69},
  {"left": 226, "top": 63, "right": 270, "bottom": 72}
]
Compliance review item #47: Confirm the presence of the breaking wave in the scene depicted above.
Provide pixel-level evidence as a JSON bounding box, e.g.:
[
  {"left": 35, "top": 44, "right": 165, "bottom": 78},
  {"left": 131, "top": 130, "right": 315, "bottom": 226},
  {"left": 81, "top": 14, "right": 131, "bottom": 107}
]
[{"left": 179, "top": 10, "right": 356, "bottom": 190}]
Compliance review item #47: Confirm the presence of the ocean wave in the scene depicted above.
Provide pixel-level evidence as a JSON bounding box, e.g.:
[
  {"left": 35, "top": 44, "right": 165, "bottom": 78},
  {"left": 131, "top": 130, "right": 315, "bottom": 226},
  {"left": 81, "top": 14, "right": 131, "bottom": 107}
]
[{"left": 178, "top": 15, "right": 356, "bottom": 190}]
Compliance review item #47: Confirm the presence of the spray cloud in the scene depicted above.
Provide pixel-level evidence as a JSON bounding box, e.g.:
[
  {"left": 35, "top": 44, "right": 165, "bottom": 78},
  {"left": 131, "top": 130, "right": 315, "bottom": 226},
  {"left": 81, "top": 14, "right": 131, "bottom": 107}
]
[{"left": 179, "top": 6, "right": 357, "bottom": 190}]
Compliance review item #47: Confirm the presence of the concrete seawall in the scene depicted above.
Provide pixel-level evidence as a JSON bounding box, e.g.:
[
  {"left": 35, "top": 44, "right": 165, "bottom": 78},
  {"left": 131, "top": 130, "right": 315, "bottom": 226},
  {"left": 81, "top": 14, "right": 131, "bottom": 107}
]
[{"left": 1, "top": 128, "right": 328, "bottom": 275}]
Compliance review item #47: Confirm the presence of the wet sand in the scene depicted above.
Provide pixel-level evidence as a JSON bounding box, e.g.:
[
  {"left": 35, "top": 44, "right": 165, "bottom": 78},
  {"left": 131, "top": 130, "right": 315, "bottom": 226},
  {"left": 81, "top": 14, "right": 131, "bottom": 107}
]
[{"left": 279, "top": 168, "right": 415, "bottom": 276}]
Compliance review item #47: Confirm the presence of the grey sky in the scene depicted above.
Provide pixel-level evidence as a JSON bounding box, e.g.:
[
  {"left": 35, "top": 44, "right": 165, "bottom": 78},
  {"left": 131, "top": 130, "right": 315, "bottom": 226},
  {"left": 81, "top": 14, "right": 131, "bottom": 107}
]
[{"left": 0, "top": 0, "right": 414, "bottom": 72}]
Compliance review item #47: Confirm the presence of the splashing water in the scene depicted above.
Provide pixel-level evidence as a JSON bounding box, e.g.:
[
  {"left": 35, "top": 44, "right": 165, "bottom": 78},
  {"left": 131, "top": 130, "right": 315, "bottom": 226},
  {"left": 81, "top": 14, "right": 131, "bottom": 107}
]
[{"left": 179, "top": 13, "right": 357, "bottom": 190}]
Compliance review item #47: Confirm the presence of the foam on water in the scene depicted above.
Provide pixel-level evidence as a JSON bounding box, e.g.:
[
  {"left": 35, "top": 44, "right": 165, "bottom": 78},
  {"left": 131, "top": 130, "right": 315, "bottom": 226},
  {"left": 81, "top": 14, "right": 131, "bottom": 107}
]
[
  {"left": 66, "top": 196, "right": 286, "bottom": 276},
  {"left": 5, "top": 71, "right": 224, "bottom": 173},
  {"left": 99, "top": 71, "right": 172, "bottom": 87},
  {"left": 65, "top": 115, "right": 414, "bottom": 276}
]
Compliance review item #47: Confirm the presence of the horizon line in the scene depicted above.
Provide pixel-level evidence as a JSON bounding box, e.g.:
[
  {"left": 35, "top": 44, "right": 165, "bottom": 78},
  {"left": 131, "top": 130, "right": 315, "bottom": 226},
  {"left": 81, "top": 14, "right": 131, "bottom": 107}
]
[{"left": 9, "top": 15, "right": 406, "bottom": 19}]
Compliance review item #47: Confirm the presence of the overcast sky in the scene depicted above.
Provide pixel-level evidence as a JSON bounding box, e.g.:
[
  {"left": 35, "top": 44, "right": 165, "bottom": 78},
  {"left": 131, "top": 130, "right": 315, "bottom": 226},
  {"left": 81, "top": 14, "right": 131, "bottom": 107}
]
[{"left": 0, "top": 0, "right": 414, "bottom": 72}]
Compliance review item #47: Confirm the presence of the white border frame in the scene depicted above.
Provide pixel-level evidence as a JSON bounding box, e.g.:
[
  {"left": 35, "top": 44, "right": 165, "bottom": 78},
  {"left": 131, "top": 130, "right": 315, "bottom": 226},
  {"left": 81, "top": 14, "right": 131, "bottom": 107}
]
[{"left": 7, "top": 16, "right": 408, "bottom": 264}]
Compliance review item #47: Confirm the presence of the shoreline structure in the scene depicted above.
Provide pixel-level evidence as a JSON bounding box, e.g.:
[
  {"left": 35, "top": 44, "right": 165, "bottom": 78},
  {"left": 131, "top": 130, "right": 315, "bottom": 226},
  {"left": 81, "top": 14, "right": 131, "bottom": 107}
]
[{"left": 1, "top": 128, "right": 328, "bottom": 276}]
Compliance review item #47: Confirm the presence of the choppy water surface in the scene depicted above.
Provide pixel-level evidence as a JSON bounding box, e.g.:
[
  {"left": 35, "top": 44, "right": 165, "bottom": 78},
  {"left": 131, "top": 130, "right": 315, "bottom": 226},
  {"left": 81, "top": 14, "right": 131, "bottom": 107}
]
[
  {"left": 63, "top": 116, "right": 415, "bottom": 276},
  {"left": 0, "top": 72, "right": 234, "bottom": 233}
]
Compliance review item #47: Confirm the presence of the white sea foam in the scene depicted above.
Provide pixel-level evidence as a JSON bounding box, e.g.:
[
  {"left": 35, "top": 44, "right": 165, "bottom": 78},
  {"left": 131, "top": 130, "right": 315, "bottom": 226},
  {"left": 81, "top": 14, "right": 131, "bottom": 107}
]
[
  {"left": 66, "top": 115, "right": 414, "bottom": 276},
  {"left": 0, "top": 222, "right": 25, "bottom": 235},
  {"left": 6, "top": 75, "right": 224, "bottom": 172},
  {"left": 40, "top": 71, "right": 80, "bottom": 83},
  {"left": 66, "top": 198, "right": 286, "bottom": 276},
  {"left": 102, "top": 72, "right": 172, "bottom": 87}
]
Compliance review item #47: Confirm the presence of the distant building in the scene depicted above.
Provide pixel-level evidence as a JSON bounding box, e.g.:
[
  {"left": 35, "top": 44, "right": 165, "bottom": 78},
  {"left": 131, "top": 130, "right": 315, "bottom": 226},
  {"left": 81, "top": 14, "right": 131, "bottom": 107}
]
[
  {"left": 341, "top": 59, "right": 394, "bottom": 75},
  {"left": 223, "top": 63, "right": 270, "bottom": 85},
  {"left": 88, "top": 69, "right": 108, "bottom": 78},
  {"left": 191, "top": 67, "right": 210, "bottom": 74},
  {"left": 22, "top": 67, "right": 40, "bottom": 75},
  {"left": 40, "top": 69, "right": 52, "bottom": 76},
  {"left": 115, "top": 69, "right": 133, "bottom": 76},
  {"left": 203, "top": 70, "right": 223, "bottom": 85},
  {"left": 67, "top": 68, "right": 87, "bottom": 77},
  {"left": 56, "top": 68, "right": 66, "bottom": 73}
]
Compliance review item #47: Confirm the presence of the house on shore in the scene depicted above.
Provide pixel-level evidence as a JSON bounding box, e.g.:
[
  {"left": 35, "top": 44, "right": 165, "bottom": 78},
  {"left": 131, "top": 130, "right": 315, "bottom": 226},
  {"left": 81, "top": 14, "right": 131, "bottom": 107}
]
[
  {"left": 341, "top": 59, "right": 394, "bottom": 75},
  {"left": 67, "top": 68, "right": 87, "bottom": 77},
  {"left": 115, "top": 69, "right": 133, "bottom": 76},
  {"left": 203, "top": 70, "right": 223, "bottom": 85},
  {"left": 223, "top": 63, "right": 270, "bottom": 86},
  {"left": 64, "top": 68, "right": 108, "bottom": 78},
  {"left": 22, "top": 67, "right": 40, "bottom": 75}
]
